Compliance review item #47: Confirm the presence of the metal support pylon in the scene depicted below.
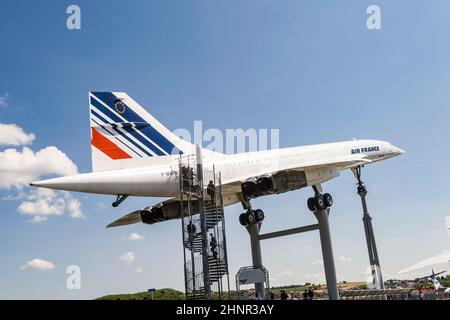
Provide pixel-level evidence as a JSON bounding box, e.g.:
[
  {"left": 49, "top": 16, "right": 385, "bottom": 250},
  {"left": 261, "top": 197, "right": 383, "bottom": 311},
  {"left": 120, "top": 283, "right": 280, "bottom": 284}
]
[
  {"left": 313, "top": 206, "right": 339, "bottom": 300},
  {"left": 353, "top": 166, "right": 384, "bottom": 290},
  {"left": 246, "top": 222, "right": 265, "bottom": 299},
  {"left": 310, "top": 185, "right": 340, "bottom": 300}
]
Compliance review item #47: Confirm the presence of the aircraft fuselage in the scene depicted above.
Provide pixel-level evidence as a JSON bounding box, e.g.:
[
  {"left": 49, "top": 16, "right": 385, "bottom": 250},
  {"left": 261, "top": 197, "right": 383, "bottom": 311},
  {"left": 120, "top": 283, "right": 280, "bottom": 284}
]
[{"left": 31, "top": 139, "right": 403, "bottom": 197}]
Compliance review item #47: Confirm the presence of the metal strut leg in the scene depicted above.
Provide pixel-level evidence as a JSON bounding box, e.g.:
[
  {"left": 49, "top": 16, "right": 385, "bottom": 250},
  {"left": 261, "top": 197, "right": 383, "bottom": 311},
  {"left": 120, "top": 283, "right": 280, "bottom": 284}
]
[
  {"left": 313, "top": 207, "right": 340, "bottom": 300},
  {"left": 246, "top": 222, "right": 265, "bottom": 299},
  {"left": 353, "top": 166, "right": 384, "bottom": 290},
  {"left": 309, "top": 185, "right": 339, "bottom": 300}
]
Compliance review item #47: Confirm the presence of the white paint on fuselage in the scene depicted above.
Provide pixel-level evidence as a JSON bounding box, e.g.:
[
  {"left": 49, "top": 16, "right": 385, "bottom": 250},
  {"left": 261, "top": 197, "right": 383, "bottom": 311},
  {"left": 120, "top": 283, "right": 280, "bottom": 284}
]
[{"left": 31, "top": 139, "right": 403, "bottom": 197}]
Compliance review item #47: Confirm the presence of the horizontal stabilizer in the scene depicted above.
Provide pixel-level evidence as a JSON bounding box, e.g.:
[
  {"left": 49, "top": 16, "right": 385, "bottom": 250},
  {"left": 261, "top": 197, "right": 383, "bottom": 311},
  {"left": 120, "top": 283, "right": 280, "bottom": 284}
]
[{"left": 107, "top": 210, "right": 142, "bottom": 228}]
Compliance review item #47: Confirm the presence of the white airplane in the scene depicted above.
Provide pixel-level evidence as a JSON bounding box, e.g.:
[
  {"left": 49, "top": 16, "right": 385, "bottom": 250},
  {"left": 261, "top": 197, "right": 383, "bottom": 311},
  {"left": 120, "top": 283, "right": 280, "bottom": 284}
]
[
  {"left": 31, "top": 92, "right": 404, "bottom": 227},
  {"left": 416, "top": 270, "right": 450, "bottom": 294}
]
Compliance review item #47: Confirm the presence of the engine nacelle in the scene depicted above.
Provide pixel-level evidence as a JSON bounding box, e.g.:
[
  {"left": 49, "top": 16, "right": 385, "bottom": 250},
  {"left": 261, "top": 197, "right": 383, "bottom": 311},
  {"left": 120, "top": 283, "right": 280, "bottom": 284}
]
[
  {"left": 241, "top": 171, "right": 308, "bottom": 199},
  {"left": 140, "top": 199, "right": 207, "bottom": 225},
  {"left": 140, "top": 201, "right": 184, "bottom": 224}
]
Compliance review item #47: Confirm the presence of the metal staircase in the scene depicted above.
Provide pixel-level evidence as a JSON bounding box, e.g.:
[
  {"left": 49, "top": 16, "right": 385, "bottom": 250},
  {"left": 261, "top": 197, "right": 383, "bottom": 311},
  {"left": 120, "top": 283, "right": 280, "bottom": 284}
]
[{"left": 179, "top": 154, "right": 230, "bottom": 300}]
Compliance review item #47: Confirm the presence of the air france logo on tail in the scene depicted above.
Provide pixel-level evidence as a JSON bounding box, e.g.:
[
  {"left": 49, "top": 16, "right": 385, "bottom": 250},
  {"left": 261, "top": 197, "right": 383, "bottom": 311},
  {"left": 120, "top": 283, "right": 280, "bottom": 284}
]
[
  {"left": 89, "top": 92, "right": 182, "bottom": 161},
  {"left": 91, "top": 127, "right": 131, "bottom": 160},
  {"left": 114, "top": 99, "right": 126, "bottom": 114}
]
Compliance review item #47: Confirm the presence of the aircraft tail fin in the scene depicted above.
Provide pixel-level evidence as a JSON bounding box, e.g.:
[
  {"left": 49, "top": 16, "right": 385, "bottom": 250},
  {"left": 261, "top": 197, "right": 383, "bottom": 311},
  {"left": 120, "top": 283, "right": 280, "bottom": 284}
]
[
  {"left": 88, "top": 92, "right": 207, "bottom": 171},
  {"left": 433, "top": 278, "right": 444, "bottom": 291}
]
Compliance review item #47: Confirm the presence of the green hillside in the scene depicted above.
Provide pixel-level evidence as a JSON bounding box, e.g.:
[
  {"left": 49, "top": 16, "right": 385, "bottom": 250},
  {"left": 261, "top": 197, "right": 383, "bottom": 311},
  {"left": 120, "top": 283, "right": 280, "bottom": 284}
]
[{"left": 97, "top": 288, "right": 185, "bottom": 300}]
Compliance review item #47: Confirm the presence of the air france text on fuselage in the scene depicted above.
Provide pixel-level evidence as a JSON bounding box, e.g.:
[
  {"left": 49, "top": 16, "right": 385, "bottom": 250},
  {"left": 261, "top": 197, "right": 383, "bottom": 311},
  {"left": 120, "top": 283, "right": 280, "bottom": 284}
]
[{"left": 351, "top": 146, "right": 380, "bottom": 155}]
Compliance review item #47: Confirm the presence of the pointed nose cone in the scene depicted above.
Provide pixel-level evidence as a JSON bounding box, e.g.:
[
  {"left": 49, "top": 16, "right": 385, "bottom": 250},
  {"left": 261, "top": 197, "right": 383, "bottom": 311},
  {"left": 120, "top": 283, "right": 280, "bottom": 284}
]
[
  {"left": 30, "top": 177, "right": 69, "bottom": 189},
  {"left": 29, "top": 179, "right": 54, "bottom": 188},
  {"left": 394, "top": 146, "right": 405, "bottom": 155},
  {"left": 30, "top": 174, "right": 92, "bottom": 192}
]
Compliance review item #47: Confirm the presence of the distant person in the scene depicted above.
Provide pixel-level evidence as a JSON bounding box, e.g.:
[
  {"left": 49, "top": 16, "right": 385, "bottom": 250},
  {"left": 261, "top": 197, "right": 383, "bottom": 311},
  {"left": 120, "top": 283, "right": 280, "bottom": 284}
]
[
  {"left": 210, "top": 233, "right": 218, "bottom": 259},
  {"left": 419, "top": 288, "right": 424, "bottom": 300},
  {"left": 255, "top": 292, "right": 262, "bottom": 300},
  {"left": 270, "top": 292, "right": 275, "bottom": 300},
  {"left": 189, "top": 167, "right": 195, "bottom": 183},
  {"left": 302, "top": 290, "right": 308, "bottom": 300},
  {"left": 187, "top": 222, "right": 196, "bottom": 239},
  {"left": 280, "top": 290, "right": 288, "bottom": 300},
  {"left": 207, "top": 180, "right": 216, "bottom": 202},
  {"left": 181, "top": 166, "right": 189, "bottom": 189},
  {"left": 308, "top": 287, "right": 315, "bottom": 300}
]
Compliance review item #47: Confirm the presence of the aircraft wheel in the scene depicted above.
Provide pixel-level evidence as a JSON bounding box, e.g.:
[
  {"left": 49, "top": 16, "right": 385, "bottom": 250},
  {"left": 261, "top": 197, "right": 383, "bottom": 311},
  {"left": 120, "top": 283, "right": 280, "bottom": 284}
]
[
  {"left": 307, "top": 197, "right": 316, "bottom": 212},
  {"left": 314, "top": 194, "right": 326, "bottom": 211},
  {"left": 245, "top": 210, "right": 256, "bottom": 225},
  {"left": 323, "top": 193, "right": 333, "bottom": 207},
  {"left": 239, "top": 213, "right": 247, "bottom": 226},
  {"left": 254, "top": 209, "right": 265, "bottom": 222}
]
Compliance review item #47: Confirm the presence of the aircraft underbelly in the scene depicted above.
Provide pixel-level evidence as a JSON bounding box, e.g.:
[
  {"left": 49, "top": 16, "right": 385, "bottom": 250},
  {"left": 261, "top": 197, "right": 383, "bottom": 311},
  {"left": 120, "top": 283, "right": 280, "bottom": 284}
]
[{"left": 305, "top": 167, "right": 340, "bottom": 186}]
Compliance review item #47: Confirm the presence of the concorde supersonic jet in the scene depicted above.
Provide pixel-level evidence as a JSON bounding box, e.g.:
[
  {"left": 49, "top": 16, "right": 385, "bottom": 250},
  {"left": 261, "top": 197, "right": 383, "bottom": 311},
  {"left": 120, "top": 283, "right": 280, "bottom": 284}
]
[{"left": 31, "top": 92, "right": 404, "bottom": 227}]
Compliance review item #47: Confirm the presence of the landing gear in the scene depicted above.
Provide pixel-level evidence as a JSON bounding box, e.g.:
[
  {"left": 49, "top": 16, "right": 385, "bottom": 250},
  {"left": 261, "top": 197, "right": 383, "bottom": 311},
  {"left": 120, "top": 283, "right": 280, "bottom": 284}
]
[
  {"left": 254, "top": 209, "right": 265, "bottom": 222},
  {"left": 239, "top": 209, "right": 264, "bottom": 226},
  {"left": 237, "top": 192, "right": 264, "bottom": 226},
  {"left": 239, "top": 213, "right": 247, "bottom": 226},
  {"left": 323, "top": 193, "right": 333, "bottom": 207},
  {"left": 307, "top": 197, "right": 316, "bottom": 212},
  {"left": 112, "top": 194, "right": 129, "bottom": 207},
  {"left": 307, "top": 193, "right": 333, "bottom": 212}
]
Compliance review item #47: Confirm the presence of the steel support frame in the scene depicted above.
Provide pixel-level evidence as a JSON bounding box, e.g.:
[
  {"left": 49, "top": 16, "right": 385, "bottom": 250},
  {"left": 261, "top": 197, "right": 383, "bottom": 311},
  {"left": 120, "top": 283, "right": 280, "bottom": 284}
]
[
  {"left": 241, "top": 187, "right": 340, "bottom": 300},
  {"left": 353, "top": 166, "right": 384, "bottom": 290}
]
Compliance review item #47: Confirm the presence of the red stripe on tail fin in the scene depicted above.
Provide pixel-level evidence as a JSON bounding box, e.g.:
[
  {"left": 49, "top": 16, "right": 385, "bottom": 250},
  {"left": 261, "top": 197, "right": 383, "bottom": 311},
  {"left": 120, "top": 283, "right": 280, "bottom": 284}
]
[{"left": 91, "top": 128, "right": 132, "bottom": 160}]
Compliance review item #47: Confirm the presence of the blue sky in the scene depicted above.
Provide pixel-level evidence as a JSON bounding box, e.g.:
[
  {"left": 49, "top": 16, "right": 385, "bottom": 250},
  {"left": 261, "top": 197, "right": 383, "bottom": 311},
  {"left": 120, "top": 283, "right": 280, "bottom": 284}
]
[{"left": 1, "top": 0, "right": 450, "bottom": 299}]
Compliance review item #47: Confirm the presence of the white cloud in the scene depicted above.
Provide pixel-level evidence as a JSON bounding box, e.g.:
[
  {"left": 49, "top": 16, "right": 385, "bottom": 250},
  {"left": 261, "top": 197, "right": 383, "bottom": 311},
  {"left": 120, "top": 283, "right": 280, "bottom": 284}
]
[
  {"left": 303, "top": 272, "right": 325, "bottom": 283},
  {"left": 2, "top": 190, "right": 28, "bottom": 201},
  {"left": 120, "top": 252, "right": 135, "bottom": 264},
  {"left": 67, "top": 197, "right": 85, "bottom": 219},
  {"left": 97, "top": 202, "right": 107, "bottom": 210},
  {"left": 339, "top": 256, "right": 353, "bottom": 263},
  {"left": 123, "top": 233, "right": 144, "bottom": 241},
  {"left": 16, "top": 189, "right": 85, "bottom": 222},
  {"left": 0, "top": 93, "right": 9, "bottom": 107},
  {"left": 30, "top": 215, "right": 48, "bottom": 223},
  {"left": 133, "top": 267, "right": 143, "bottom": 273},
  {"left": 0, "top": 146, "right": 78, "bottom": 189},
  {"left": 18, "top": 189, "right": 65, "bottom": 216},
  {"left": 313, "top": 259, "right": 323, "bottom": 265},
  {"left": 0, "top": 123, "right": 84, "bottom": 222},
  {"left": 276, "top": 269, "right": 296, "bottom": 278},
  {"left": 445, "top": 216, "right": 450, "bottom": 239},
  {"left": 20, "top": 258, "right": 55, "bottom": 271},
  {"left": 398, "top": 250, "right": 450, "bottom": 274},
  {"left": 0, "top": 123, "right": 35, "bottom": 146}
]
